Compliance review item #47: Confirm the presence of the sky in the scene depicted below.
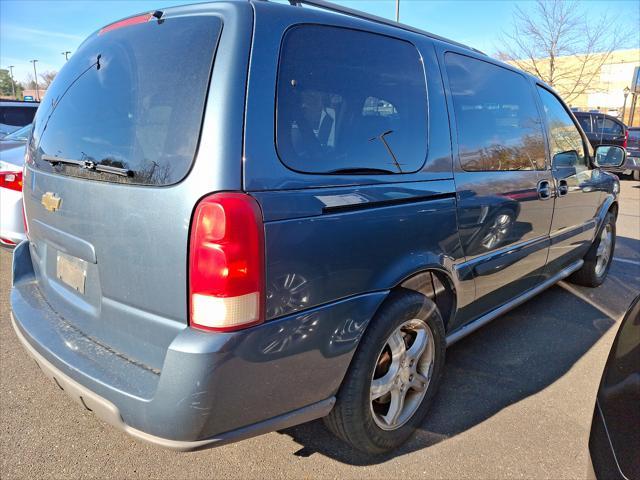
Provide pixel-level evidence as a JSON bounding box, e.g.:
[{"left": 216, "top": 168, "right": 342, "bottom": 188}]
[{"left": 1, "top": 0, "right": 638, "bottom": 84}]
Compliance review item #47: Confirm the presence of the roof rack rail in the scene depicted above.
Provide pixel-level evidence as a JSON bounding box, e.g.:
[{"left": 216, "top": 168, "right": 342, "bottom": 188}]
[{"left": 284, "top": 0, "right": 485, "bottom": 55}]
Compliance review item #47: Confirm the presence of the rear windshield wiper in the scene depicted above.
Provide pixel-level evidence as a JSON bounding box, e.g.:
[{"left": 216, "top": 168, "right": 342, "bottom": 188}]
[
  {"left": 42, "top": 155, "right": 133, "bottom": 177},
  {"left": 328, "top": 167, "right": 396, "bottom": 175}
]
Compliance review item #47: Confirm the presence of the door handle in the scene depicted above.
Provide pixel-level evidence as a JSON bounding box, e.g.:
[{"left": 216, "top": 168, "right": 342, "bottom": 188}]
[
  {"left": 557, "top": 179, "right": 569, "bottom": 197},
  {"left": 537, "top": 180, "right": 552, "bottom": 200}
]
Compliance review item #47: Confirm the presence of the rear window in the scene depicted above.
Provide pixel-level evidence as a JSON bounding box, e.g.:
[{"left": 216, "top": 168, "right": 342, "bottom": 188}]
[
  {"left": 275, "top": 25, "right": 428, "bottom": 175},
  {"left": 30, "top": 15, "right": 221, "bottom": 185},
  {"left": 445, "top": 53, "right": 546, "bottom": 171},
  {"left": 0, "top": 106, "right": 37, "bottom": 127},
  {"left": 629, "top": 130, "right": 640, "bottom": 148}
]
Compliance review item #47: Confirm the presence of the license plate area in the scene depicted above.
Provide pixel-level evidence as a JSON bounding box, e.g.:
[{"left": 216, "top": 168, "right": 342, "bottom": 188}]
[{"left": 56, "top": 252, "right": 87, "bottom": 294}]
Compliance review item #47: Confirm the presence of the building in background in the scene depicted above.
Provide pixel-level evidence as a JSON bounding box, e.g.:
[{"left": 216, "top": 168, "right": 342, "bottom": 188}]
[{"left": 509, "top": 49, "right": 640, "bottom": 126}]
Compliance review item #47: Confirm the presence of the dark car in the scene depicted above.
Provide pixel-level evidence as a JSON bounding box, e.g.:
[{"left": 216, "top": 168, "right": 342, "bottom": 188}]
[
  {"left": 588, "top": 295, "right": 640, "bottom": 479},
  {"left": 10, "top": 0, "right": 627, "bottom": 454},
  {"left": 575, "top": 111, "right": 639, "bottom": 179},
  {"left": 0, "top": 100, "right": 38, "bottom": 139},
  {"left": 575, "top": 111, "right": 628, "bottom": 149}
]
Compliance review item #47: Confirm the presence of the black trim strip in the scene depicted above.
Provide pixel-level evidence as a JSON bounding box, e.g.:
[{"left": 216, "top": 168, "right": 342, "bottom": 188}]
[{"left": 322, "top": 192, "right": 456, "bottom": 214}]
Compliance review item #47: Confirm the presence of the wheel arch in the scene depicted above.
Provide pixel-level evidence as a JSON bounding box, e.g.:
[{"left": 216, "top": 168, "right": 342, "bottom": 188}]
[{"left": 395, "top": 268, "right": 457, "bottom": 333}]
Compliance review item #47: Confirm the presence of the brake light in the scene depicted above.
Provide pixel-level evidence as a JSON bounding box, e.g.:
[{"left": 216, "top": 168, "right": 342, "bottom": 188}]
[
  {"left": 188, "top": 193, "right": 264, "bottom": 332},
  {"left": 0, "top": 171, "right": 23, "bottom": 192},
  {"left": 623, "top": 130, "right": 628, "bottom": 149},
  {"left": 99, "top": 13, "right": 153, "bottom": 35}
]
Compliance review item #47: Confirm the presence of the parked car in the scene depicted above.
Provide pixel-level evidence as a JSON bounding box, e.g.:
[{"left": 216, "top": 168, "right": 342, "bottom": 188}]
[
  {"left": 588, "top": 294, "right": 640, "bottom": 479},
  {"left": 0, "top": 144, "right": 27, "bottom": 247},
  {"left": 0, "top": 100, "right": 38, "bottom": 139},
  {"left": 574, "top": 111, "right": 638, "bottom": 179},
  {"left": 10, "top": 0, "right": 626, "bottom": 454},
  {"left": 0, "top": 123, "right": 32, "bottom": 152},
  {"left": 626, "top": 127, "right": 640, "bottom": 181}
]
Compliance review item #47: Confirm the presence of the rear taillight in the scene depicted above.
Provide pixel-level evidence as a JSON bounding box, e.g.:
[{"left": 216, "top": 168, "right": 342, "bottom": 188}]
[
  {"left": 0, "top": 171, "right": 23, "bottom": 192},
  {"left": 623, "top": 130, "right": 628, "bottom": 149},
  {"left": 99, "top": 13, "right": 153, "bottom": 35},
  {"left": 188, "top": 193, "right": 264, "bottom": 332}
]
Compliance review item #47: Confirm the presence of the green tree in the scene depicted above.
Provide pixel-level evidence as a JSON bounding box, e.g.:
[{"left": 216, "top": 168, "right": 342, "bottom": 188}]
[{"left": 0, "top": 69, "right": 22, "bottom": 99}]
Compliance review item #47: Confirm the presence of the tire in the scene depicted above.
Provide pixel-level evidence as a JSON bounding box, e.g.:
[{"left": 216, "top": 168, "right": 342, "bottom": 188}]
[
  {"left": 633, "top": 170, "right": 640, "bottom": 181},
  {"left": 568, "top": 211, "right": 616, "bottom": 287},
  {"left": 324, "top": 289, "right": 446, "bottom": 454}
]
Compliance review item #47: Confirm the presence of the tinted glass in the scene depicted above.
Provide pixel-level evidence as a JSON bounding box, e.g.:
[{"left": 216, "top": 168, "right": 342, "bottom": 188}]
[
  {"left": 445, "top": 53, "right": 546, "bottom": 171},
  {"left": 276, "top": 25, "right": 427, "bottom": 174},
  {"left": 576, "top": 115, "right": 592, "bottom": 132},
  {"left": 595, "top": 116, "right": 623, "bottom": 135},
  {"left": 628, "top": 130, "right": 640, "bottom": 148},
  {"left": 30, "top": 16, "right": 221, "bottom": 185},
  {"left": 0, "top": 106, "right": 37, "bottom": 127},
  {"left": 537, "top": 88, "right": 587, "bottom": 170}
]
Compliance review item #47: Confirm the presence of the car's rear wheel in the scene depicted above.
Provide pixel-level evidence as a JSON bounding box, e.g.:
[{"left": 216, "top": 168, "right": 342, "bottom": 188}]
[
  {"left": 324, "top": 289, "right": 445, "bottom": 454},
  {"left": 633, "top": 170, "right": 640, "bottom": 181},
  {"left": 569, "top": 211, "right": 616, "bottom": 287}
]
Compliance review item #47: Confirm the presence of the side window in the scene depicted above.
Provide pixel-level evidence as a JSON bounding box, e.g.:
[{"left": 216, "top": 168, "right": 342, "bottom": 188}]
[
  {"left": 276, "top": 25, "right": 427, "bottom": 174},
  {"left": 576, "top": 115, "right": 592, "bottom": 133},
  {"left": 595, "top": 116, "right": 623, "bottom": 135},
  {"left": 445, "top": 53, "right": 546, "bottom": 171},
  {"left": 537, "top": 88, "right": 587, "bottom": 170}
]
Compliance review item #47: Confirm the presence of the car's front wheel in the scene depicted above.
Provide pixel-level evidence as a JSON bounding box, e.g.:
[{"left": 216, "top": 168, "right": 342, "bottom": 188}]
[
  {"left": 569, "top": 211, "right": 616, "bottom": 287},
  {"left": 324, "top": 290, "right": 445, "bottom": 454}
]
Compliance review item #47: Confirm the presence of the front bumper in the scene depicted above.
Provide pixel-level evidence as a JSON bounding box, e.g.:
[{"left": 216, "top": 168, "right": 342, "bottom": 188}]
[{"left": 11, "top": 241, "right": 387, "bottom": 449}]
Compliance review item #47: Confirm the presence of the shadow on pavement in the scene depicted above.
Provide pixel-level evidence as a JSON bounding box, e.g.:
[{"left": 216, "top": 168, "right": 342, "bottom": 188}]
[
  {"left": 615, "top": 236, "right": 640, "bottom": 262},
  {"left": 279, "top": 284, "right": 617, "bottom": 465}
]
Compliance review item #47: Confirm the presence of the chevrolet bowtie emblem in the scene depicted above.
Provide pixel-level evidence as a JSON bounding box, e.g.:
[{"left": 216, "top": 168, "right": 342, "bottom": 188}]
[{"left": 41, "top": 192, "right": 62, "bottom": 212}]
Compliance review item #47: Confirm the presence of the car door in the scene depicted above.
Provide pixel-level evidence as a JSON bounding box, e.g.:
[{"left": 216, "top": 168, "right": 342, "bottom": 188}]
[
  {"left": 536, "top": 86, "right": 602, "bottom": 272},
  {"left": 443, "top": 52, "right": 555, "bottom": 320},
  {"left": 593, "top": 115, "right": 627, "bottom": 147}
]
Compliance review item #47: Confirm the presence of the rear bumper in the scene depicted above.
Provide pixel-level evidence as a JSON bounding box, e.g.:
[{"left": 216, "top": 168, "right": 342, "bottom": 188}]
[
  {"left": 11, "top": 241, "right": 386, "bottom": 448},
  {"left": 11, "top": 314, "right": 334, "bottom": 450}
]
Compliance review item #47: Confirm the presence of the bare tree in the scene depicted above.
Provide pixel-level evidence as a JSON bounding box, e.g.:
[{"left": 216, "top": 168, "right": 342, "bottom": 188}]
[
  {"left": 39, "top": 71, "right": 57, "bottom": 89},
  {"left": 22, "top": 73, "right": 37, "bottom": 90},
  {"left": 497, "top": 0, "right": 629, "bottom": 104}
]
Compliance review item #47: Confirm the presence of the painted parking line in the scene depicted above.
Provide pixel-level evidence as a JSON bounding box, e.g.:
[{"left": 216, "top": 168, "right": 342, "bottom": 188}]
[
  {"left": 612, "top": 257, "right": 640, "bottom": 266},
  {"left": 557, "top": 281, "right": 620, "bottom": 321}
]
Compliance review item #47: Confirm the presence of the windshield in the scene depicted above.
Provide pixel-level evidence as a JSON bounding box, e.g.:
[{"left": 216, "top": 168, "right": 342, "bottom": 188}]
[
  {"left": 30, "top": 14, "right": 221, "bottom": 185},
  {"left": 3, "top": 124, "right": 32, "bottom": 142}
]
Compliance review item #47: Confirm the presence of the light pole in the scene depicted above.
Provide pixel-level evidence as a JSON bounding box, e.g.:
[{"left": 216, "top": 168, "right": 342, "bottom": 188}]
[
  {"left": 61, "top": 51, "right": 71, "bottom": 61},
  {"left": 8, "top": 65, "right": 16, "bottom": 99},
  {"left": 395, "top": 0, "right": 400, "bottom": 22},
  {"left": 622, "top": 86, "right": 630, "bottom": 124},
  {"left": 30, "top": 59, "right": 40, "bottom": 101}
]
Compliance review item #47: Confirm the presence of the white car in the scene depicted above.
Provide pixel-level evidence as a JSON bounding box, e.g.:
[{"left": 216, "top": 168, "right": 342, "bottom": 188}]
[{"left": 0, "top": 144, "right": 27, "bottom": 247}]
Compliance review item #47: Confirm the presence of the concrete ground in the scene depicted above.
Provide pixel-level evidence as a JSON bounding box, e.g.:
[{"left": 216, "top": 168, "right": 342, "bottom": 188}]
[{"left": 1, "top": 180, "right": 638, "bottom": 479}]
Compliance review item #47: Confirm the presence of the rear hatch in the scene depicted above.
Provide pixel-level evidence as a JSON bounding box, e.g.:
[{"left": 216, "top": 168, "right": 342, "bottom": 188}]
[{"left": 22, "top": 10, "right": 223, "bottom": 371}]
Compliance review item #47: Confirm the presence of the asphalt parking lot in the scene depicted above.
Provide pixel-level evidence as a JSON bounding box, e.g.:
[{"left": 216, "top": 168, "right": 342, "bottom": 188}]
[{"left": 1, "top": 180, "right": 638, "bottom": 479}]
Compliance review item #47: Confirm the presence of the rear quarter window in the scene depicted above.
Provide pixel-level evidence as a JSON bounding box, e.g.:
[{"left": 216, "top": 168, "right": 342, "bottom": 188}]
[
  {"left": 30, "top": 15, "right": 221, "bottom": 186},
  {"left": 275, "top": 25, "right": 428, "bottom": 175}
]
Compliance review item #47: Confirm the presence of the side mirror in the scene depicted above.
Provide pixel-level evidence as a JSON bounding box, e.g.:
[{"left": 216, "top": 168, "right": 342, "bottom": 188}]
[{"left": 595, "top": 145, "right": 626, "bottom": 168}]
